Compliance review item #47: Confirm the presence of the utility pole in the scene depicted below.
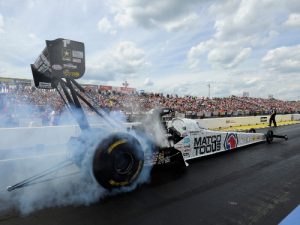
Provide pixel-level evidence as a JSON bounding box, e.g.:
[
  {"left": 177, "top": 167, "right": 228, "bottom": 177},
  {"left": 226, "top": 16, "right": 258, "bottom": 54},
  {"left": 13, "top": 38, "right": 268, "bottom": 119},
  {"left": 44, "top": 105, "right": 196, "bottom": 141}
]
[
  {"left": 122, "top": 80, "right": 129, "bottom": 88},
  {"left": 207, "top": 83, "right": 211, "bottom": 99}
]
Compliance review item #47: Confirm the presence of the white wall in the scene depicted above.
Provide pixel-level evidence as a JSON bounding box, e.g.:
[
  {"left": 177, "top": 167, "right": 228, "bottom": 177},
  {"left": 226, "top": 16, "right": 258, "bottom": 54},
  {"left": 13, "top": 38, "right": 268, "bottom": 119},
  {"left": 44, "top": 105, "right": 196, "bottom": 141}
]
[
  {"left": 196, "top": 114, "right": 294, "bottom": 129},
  {"left": 0, "top": 114, "right": 298, "bottom": 150},
  {"left": 0, "top": 125, "right": 81, "bottom": 150},
  {"left": 292, "top": 114, "right": 300, "bottom": 121}
]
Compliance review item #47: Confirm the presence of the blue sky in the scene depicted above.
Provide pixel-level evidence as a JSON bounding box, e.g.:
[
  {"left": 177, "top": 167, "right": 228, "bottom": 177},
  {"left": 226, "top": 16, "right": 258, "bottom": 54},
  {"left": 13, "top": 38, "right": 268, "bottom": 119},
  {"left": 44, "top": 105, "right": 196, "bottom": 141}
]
[{"left": 0, "top": 0, "right": 300, "bottom": 100}]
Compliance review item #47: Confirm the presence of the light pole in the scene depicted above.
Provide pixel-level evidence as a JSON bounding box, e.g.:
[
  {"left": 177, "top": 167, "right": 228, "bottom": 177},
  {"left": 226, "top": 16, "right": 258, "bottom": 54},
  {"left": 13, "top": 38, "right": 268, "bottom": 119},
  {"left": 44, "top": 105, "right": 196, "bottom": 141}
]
[
  {"left": 122, "top": 81, "right": 129, "bottom": 88},
  {"left": 207, "top": 83, "right": 211, "bottom": 99}
]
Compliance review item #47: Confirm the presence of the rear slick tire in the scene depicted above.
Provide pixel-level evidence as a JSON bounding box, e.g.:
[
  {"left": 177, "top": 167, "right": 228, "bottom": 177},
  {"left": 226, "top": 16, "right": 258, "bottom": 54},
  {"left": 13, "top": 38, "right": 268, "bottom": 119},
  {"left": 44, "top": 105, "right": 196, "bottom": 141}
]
[{"left": 92, "top": 132, "right": 144, "bottom": 190}]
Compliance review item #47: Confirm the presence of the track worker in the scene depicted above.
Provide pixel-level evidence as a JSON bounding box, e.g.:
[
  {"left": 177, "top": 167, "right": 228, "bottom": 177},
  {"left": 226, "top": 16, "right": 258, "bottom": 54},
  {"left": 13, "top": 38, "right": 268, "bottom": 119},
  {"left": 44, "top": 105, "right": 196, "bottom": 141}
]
[{"left": 269, "top": 108, "right": 277, "bottom": 127}]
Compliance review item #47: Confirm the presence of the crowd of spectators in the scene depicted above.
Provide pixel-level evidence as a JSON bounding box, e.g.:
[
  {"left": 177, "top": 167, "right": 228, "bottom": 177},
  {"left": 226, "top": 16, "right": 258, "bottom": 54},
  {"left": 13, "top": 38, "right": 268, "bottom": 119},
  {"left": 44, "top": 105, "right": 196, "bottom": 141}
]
[
  {"left": 1, "top": 85, "right": 300, "bottom": 127},
  {"left": 95, "top": 89, "right": 300, "bottom": 118}
]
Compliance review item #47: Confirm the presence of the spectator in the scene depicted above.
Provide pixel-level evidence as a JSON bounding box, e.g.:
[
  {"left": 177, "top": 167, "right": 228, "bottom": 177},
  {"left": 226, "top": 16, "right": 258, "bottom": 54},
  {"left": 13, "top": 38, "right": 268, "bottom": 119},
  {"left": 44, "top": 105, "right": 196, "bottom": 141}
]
[
  {"left": 0, "top": 82, "right": 300, "bottom": 127},
  {"left": 269, "top": 108, "right": 277, "bottom": 127}
]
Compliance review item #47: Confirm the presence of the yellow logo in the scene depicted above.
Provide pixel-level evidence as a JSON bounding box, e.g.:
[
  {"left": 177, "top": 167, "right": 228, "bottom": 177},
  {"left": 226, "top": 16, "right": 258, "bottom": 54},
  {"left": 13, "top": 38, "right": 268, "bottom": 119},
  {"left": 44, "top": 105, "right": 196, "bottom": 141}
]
[{"left": 63, "top": 71, "right": 80, "bottom": 78}]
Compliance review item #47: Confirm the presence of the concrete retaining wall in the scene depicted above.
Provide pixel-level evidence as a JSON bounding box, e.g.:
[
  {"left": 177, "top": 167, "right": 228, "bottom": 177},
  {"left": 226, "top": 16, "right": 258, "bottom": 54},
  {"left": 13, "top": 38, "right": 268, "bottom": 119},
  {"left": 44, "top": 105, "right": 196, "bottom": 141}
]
[
  {"left": 196, "top": 114, "right": 294, "bottom": 129},
  {"left": 0, "top": 114, "right": 299, "bottom": 150},
  {"left": 292, "top": 114, "right": 300, "bottom": 121},
  {"left": 0, "top": 125, "right": 81, "bottom": 150}
]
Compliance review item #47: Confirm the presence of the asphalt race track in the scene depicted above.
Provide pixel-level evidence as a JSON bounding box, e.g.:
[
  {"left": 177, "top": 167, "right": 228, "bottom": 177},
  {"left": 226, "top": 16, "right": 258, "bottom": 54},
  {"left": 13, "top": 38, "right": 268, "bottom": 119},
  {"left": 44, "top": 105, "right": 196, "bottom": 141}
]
[{"left": 1, "top": 124, "right": 300, "bottom": 225}]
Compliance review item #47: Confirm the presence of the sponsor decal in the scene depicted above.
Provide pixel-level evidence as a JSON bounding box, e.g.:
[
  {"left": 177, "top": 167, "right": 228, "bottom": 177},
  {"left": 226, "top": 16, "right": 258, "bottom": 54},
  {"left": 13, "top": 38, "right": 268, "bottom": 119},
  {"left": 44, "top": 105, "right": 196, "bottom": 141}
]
[
  {"left": 152, "top": 152, "right": 170, "bottom": 165},
  {"left": 72, "top": 50, "right": 84, "bottom": 59},
  {"left": 62, "top": 49, "right": 72, "bottom": 61},
  {"left": 224, "top": 133, "right": 238, "bottom": 150},
  {"left": 241, "top": 136, "right": 251, "bottom": 143},
  {"left": 226, "top": 120, "right": 236, "bottom": 124},
  {"left": 183, "top": 148, "right": 190, "bottom": 153},
  {"left": 72, "top": 58, "right": 82, "bottom": 63},
  {"left": 183, "top": 153, "right": 190, "bottom": 157},
  {"left": 251, "top": 136, "right": 257, "bottom": 141},
  {"left": 181, "top": 131, "right": 188, "bottom": 137},
  {"left": 190, "top": 131, "right": 199, "bottom": 134},
  {"left": 174, "top": 143, "right": 185, "bottom": 152},
  {"left": 251, "top": 135, "right": 264, "bottom": 141},
  {"left": 63, "top": 63, "right": 77, "bottom": 69},
  {"left": 51, "top": 64, "right": 62, "bottom": 71},
  {"left": 183, "top": 137, "right": 190, "bottom": 147},
  {"left": 38, "top": 82, "right": 52, "bottom": 89},
  {"left": 62, "top": 39, "right": 71, "bottom": 47},
  {"left": 63, "top": 70, "right": 80, "bottom": 78},
  {"left": 260, "top": 117, "right": 268, "bottom": 122},
  {"left": 194, "top": 135, "right": 222, "bottom": 156}
]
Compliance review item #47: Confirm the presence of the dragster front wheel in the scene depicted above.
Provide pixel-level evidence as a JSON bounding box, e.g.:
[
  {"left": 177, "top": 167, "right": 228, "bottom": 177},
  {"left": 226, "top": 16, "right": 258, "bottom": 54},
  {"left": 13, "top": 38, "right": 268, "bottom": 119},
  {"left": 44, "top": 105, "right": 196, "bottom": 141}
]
[
  {"left": 266, "top": 130, "right": 274, "bottom": 144},
  {"left": 92, "top": 132, "right": 144, "bottom": 190},
  {"left": 248, "top": 128, "right": 256, "bottom": 133}
]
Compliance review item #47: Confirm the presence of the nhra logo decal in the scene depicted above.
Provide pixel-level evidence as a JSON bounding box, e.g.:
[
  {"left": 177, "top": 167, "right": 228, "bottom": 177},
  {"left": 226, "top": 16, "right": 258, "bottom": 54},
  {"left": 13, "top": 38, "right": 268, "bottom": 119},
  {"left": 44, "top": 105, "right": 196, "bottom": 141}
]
[{"left": 224, "top": 133, "right": 238, "bottom": 150}]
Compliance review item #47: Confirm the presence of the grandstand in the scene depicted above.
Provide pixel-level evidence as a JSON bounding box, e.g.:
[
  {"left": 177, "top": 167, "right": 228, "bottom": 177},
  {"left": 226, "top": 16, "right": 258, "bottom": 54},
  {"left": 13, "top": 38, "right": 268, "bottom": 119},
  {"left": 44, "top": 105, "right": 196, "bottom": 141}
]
[{"left": 0, "top": 77, "right": 300, "bottom": 127}]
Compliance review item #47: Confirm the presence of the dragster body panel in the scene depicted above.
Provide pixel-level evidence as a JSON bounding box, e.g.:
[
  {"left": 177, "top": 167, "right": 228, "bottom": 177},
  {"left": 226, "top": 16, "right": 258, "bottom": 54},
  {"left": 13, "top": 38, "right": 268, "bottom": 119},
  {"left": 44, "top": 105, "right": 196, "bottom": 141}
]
[{"left": 169, "top": 118, "right": 266, "bottom": 161}]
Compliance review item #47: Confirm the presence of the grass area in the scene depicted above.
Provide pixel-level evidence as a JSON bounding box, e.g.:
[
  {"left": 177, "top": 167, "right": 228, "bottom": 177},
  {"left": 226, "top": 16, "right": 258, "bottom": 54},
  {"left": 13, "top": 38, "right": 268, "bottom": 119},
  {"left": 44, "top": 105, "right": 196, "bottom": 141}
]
[{"left": 213, "top": 120, "right": 300, "bottom": 132}]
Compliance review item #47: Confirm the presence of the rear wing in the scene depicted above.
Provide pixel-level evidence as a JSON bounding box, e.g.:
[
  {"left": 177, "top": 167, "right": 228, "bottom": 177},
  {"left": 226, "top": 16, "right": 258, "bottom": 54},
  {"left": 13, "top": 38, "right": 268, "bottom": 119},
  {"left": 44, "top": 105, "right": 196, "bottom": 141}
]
[{"left": 31, "top": 38, "right": 85, "bottom": 89}]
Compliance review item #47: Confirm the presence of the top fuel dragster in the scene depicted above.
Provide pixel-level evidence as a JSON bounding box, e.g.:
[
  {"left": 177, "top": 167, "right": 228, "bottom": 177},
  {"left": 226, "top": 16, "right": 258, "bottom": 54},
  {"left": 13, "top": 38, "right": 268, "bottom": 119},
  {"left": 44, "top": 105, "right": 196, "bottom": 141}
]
[{"left": 7, "top": 38, "right": 288, "bottom": 191}]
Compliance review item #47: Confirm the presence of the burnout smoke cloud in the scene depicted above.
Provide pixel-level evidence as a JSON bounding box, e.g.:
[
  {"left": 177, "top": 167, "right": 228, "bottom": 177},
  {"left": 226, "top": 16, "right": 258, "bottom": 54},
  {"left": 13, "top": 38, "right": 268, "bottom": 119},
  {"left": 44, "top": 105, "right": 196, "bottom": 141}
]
[{"left": 0, "top": 92, "right": 165, "bottom": 215}]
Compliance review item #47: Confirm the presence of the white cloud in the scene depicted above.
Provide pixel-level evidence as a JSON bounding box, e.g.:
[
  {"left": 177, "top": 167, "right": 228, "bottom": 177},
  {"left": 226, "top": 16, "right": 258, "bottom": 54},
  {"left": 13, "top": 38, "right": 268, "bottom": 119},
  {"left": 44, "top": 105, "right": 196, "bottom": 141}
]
[
  {"left": 0, "top": 1, "right": 300, "bottom": 99},
  {"left": 208, "top": 46, "right": 252, "bottom": 68},
  {"left": 0, "top": 58, "right": 29, "bottom": 79},
  {"left": 188, "top": 40, "right": 252, "bottom": 69},
  {"left": 97, "top": 17, "right": 117, "bottom": 35},
  {"left": 284, "top": 13, "right": 300, "bottom": 27},
  {"left": 245, "top": 77, "right": 261, "bottom": 85},
  {"left": 0, "top": 14, "right": 4, "bottom": 33},
  {"left": 164, "top": 13, "right": 199, "bottom": 32},
  {"left": 114, "top": 9, "right": 134, "bottom": 27},
  {"left": 143, "top": 77, "right": 154, "bottom": 86},
  {"left": 211, "top": 0, "right": 281, "bottom": 40},
  {"left": 26, "top": 0, "right": 38, "bottom": 9},
  {"left": 113, "top": 0, "right": 204, "bottom": 31},
  {"left": 285, "top": 0, "right": 300, "bottom": 13},
  {"left": 262, "top": 45, "right": 300, "bottom": 73},
  {"left": 228, "top": 47, "right": 252, "bottom": 68},
  {"left": 28, "top": 33, "right": 40, "bottom": 41},
  {"left": 187, "top": 0, "right": 287, "bottom": 71},
  {"left": 187, "top": 42, "right": 210, "bottom": 69},
  {"left": 87, "top": 41, "right": 148, "bottom": 81}
]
